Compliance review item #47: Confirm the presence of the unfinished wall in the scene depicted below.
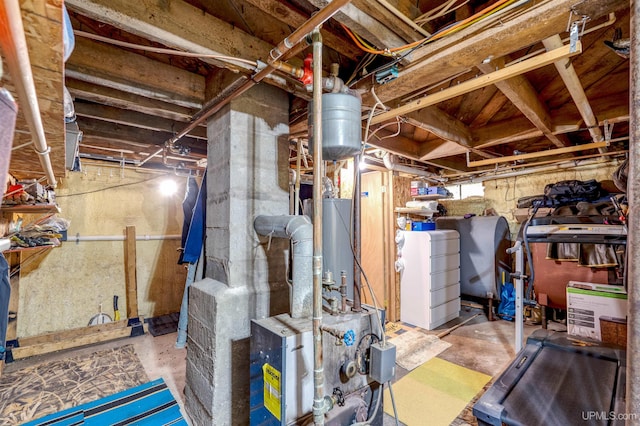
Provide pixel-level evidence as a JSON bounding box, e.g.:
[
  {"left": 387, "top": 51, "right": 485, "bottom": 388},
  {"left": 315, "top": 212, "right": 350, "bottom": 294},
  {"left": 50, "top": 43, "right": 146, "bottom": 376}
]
[
  {"left": 16, "top": 165, "right": 189, "bottom": 337},
  {"left": 442, "top": 161, "right": 621, "bottom": 236}
]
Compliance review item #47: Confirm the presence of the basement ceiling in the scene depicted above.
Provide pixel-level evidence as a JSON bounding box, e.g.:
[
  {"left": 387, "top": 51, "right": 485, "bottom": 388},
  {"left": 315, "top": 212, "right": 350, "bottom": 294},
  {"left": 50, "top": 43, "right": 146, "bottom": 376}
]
[{"left": 2, "top": 0, "right": 631, "bottom": 183}]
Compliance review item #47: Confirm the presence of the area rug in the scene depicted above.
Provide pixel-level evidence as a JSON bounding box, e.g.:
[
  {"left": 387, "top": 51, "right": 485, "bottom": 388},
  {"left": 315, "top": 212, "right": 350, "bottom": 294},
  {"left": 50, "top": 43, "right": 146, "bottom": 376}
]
[
  {"left": 383, "top": 357, "right": 491, "bottom": 426},
  {"left": 0, "top": 344, "right": 149, "bottom": 425},
  {"left": 389, "top": 330, "right": 452, "bottom": 371},
  {"left": 23, "top": 378, "right": 186, "bottom": 426}
]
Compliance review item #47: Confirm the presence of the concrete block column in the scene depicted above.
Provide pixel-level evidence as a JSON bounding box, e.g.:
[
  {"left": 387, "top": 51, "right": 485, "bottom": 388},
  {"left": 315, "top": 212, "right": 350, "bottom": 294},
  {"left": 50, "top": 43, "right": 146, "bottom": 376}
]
[{"left": 184, "top": 83, "right": 291, "bottom": 425}]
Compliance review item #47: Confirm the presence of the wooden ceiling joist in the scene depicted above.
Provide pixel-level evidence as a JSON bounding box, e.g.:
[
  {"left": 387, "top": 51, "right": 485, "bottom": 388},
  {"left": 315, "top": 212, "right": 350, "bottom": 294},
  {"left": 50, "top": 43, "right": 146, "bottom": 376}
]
[
  {"left": 67, "top": 38, "right": 205, "bottom": 109},
  {"left": 67, "top": 79, "right": 198, "bottom": 123},
  {"left": 477, "top": 57, "right": 570, "bottom": 148},
  {"left": 370, "top": 41, "right": 582, "bottom": 125},
  {"left": 542, "top": 35, "right": 605, "bottom": 144},
  {"left": 74, "top": 103, "right": 207, "bottom": 140},
  {"left": 361, "top": 0, "right": 628, "bottom": 106}
]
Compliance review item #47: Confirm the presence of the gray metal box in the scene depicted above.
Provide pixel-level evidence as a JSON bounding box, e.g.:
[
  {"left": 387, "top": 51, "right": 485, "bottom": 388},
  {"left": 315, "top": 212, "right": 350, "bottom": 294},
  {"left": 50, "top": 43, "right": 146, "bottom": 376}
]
[{"left": 369, "top": 342, "right": 396, "bottom": 384}]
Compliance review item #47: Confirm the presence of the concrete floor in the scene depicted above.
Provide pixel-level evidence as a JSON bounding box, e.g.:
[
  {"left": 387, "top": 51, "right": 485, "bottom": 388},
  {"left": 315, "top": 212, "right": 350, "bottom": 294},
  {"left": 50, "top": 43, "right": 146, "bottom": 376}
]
[{"left": 5, "top": 305, "right": 554, "bottom": 425}]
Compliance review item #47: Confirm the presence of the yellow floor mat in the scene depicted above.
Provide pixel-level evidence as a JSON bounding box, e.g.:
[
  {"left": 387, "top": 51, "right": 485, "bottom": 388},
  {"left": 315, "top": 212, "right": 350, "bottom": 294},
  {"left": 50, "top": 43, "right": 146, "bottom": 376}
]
[{"left": 383, "top": 357, "right": 491, "bottom": 426}]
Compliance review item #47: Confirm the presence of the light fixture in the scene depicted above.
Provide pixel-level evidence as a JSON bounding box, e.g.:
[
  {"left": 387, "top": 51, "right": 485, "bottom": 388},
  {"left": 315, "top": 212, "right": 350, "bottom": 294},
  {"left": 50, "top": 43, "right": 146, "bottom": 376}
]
[
  {"left": 359, "top": 157, "right": 367, "bottom": 170},
  {"left": 159, "top": 178, "right": 178, "bottom": 196}
]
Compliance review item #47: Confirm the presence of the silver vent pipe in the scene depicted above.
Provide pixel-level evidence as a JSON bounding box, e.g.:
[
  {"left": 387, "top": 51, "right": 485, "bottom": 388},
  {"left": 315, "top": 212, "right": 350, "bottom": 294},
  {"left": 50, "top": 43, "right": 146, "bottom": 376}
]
[{"left": 254, "top": 215, "right": 313, "bottom": 319}]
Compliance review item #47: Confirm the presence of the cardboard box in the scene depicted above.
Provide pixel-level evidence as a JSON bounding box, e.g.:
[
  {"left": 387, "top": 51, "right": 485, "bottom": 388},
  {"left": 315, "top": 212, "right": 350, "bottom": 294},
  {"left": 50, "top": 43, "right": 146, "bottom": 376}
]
[{"left": 566, "top": 281, "right": 627, "bottom": 342}]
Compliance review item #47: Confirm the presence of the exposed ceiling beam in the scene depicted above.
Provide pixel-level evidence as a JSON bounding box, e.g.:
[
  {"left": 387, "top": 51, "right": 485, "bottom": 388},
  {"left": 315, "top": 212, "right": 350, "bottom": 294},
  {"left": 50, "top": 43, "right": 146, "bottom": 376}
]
[
  {"left": 75, "top": 117, "right": 205, "bottom": 151},
  {"left": 306, "top": 0, "right": 406, "bottom": 49},
  {"left": 351, "top": 0, "right": 424, "bottom": 42},
  {"left": 241, "top": 0, "right": 361, "bottom": 60},
  {"left": 360, "top": 0, "right": 628, "bottom": 106},
  {"left": 67, "top": 37, "right": 205, "bottom": 109},
  {"left": 405, "top": 107, "right": 473, "bottom": 148},
  {"left": 67, "top": 78, "right": 198, "bottom": 122},
  {"left": 542, "top": 35, "right": 605, "bottom": 145},
  {"left": 467, "top": 141, "right": 609, "bottom": 167},
  {"left": 477, "top": 57, "right": 570, "bottom": 148},
  {"left": 472, "top": 100, "right": 630, "bottom": 149},
  {"left": 370, "top": 42, "right": 582, "bottom": 125},
  {"left": 65, "top": 0, "right": 297, "bottom": 91},
  {"left": 74, "top": 102, "right": 207, "bottom": 139}
]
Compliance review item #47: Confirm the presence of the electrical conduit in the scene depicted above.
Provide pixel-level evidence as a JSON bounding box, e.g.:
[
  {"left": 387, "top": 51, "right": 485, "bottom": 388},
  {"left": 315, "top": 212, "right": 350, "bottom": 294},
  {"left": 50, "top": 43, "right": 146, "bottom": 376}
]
[{"left": 253, "top": 215, "right": 313, "bottom": 319}]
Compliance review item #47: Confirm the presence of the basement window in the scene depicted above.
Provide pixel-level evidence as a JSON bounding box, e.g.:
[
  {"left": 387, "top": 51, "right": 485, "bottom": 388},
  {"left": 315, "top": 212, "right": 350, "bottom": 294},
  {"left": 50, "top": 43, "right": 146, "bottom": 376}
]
[{"left": 445, "top": 182, "right": 484, "bottom": 200}]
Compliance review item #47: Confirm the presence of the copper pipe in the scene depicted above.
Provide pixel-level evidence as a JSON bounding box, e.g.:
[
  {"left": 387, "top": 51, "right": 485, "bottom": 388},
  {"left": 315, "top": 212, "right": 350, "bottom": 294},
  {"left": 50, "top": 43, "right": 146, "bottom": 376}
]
[
  {"left": 353, "top": 154, "right": 362, "bottom": 312},
  {"left": 310, "top": 29, "right": 326, "bottom": 426},
  {"left": 138, "top": 0, "right": 350, "bottom": 167},
  {"left": 627, "top": 0, "right": 639, "bottom": 416},
  {"left": 340, "top": 271, "right": 347, "bottom": 313},
  {"left": 271, "top": 0, "right": 351, "bottom": 61}
]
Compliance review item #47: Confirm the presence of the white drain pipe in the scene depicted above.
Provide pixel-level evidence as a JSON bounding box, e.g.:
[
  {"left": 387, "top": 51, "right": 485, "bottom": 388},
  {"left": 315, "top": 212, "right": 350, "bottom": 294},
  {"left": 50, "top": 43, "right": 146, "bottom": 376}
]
[
  {"left": 254, "top": 215, "right": 313, "bottom": 319},
  {"left": 0, "top": 0, "right": 57, "bottom": 187}
]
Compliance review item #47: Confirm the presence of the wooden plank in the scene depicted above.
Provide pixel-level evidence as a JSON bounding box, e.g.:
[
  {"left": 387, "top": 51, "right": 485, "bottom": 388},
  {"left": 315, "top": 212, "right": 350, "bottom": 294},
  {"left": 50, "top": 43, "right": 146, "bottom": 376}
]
[
  {"left": 125, "top": 225, "right": 138, "bottom": 319},
  {"left": 242, "top": 0, "right": 361, "bottom": 60},
  {"left": 12, "top": 323, "right": 147, "bottom": 360},
  {"left": 18, "top": 320, "right": 130, "bottom": 346},
  {"left": 405, "top": 107, "right": 473, "bottom": 148},
  {"left": 352, "top": 0, "right": 424, "bottom": 42},
  {"left": 467, "top": 141, "right": 609, "bottom": 167},
  {"left": 382, "top": 171, "right": 397, "bottom": 322},
  {"left": 65, "top": 0, "right": 297, "bottom": 91},
  {"left": 359, "top": 0, "right": 628, "bottom": 106},
  {"left": 67, "top": 38, "right": 205, "bottom": 109},
  {"left": 370, "top": 42, "right": 582, "bottom": 125},
  {"left": 360, "top": 172, "right": 386, "bottom": 309},
  {"left": 477, "top": 57, "right": 569, "bottom": 148},
  {"left": 542, "top": 35, "right": 604, "bottom": 143},
  {"left": 74, "top": 103, "right": 207, "bottom": 140},
  {"left": 67, "top": 79, "right": 197, "bottom": 122},
  {"left": 307, "top": 0, "right": 406, "bottom": 49},
  {"left": 75, "top": 117, "right": 205, "bottom": 152}
]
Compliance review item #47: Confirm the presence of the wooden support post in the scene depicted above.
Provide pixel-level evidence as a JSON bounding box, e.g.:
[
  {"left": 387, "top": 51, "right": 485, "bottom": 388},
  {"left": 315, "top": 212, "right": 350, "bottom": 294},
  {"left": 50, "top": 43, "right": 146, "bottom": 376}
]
[{"left": 124, "top": 225, "right": 138, "bottom": 319}]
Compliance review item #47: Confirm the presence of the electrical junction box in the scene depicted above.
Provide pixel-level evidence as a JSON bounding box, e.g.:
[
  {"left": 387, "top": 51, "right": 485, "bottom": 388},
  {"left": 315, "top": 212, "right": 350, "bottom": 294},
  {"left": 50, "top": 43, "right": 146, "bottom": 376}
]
[{"left": 369, "top": 342, "right": 396, "bottom": 384}]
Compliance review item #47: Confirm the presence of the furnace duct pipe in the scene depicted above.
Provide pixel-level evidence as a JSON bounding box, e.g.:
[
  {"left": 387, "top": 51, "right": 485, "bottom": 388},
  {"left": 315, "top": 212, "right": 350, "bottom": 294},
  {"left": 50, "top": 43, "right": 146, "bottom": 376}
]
[
  {"left": 0, "top": 0, "right": 57, "bottom": 187},
  {"left": 254, "top": 215, "right": 313, "bottom": 319},
  {"left": 382, "top": 152, "right": 445, "bottom": 183},
  {"left": 627, "top": 1, "right": 639, "bottom": 417}
]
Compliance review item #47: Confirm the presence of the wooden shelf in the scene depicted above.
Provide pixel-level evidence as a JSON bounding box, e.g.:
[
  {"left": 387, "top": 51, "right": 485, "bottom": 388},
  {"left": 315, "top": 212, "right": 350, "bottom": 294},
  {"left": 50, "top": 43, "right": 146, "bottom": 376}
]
[
  {"left": 3, "top": 241, "right": 60, "bottom": 254},
  {"left": 395, "top": 207, "right": 436, "bottom": 217},
  {"left": 412, "top": 194, "right": 452, "bottom": 201},
  {"left": 1, "top": 204, "right": 60, "bottom": 214}
]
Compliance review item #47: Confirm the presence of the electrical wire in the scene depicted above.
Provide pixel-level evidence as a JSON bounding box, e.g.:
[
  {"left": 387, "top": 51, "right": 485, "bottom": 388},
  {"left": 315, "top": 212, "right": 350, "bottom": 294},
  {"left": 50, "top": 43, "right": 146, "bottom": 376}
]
[
  {"left": 74, "top": 30, "right": 259, "bottom": 67},
  {"left": 388, "top": 381, "right": 400, "bottom": 426},
  {"left": 56, "top": 174, "right": 167, "bottom": 198}
]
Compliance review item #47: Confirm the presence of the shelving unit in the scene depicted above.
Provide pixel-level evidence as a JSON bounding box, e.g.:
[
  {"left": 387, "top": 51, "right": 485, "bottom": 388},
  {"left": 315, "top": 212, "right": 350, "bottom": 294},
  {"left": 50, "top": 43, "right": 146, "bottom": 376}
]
[
  {"left": 0, "top": 204, "right": 60, "bottom": 214},
  {"left": 3, "top": 242, "right": 60, "bottom": 254}
]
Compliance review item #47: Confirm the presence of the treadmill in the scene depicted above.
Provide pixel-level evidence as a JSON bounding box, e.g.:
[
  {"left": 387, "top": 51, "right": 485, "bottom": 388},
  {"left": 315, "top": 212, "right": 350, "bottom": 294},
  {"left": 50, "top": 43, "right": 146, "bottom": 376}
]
[{"left": 473, "top": 329, "right": 626, "bottom": 426}]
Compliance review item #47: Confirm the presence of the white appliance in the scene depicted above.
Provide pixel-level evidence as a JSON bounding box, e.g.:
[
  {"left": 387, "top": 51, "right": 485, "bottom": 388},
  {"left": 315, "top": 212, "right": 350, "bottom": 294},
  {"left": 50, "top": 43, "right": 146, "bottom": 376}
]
[{"left": 397, "top": 230, "right": 460, "bottom": 330}]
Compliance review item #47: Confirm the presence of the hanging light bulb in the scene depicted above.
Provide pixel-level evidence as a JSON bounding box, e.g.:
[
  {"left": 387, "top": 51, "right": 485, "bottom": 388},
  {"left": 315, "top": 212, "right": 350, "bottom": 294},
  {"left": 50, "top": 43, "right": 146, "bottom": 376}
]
[{"left": 159, "top": 178, "right": 178, "bottom": 196}]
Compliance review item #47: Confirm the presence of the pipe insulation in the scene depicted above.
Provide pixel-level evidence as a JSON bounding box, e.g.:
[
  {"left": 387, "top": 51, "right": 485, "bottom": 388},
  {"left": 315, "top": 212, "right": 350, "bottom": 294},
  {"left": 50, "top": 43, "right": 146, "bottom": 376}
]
[
  {"left": 0, "top": 0, "right": 57, "bottom": 187},
  {"left": 254, "top": 215, "right": 313, "bottom": 319},
  {"left": 382, "top": 152, "right": 446, "bottom": 182}
]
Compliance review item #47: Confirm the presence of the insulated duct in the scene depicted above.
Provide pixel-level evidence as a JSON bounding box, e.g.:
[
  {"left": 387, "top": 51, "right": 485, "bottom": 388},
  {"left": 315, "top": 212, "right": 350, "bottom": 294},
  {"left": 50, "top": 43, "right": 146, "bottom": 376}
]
[
  {"left": 254, "top": 215, "right": 313, "bottom": 319},
  {"left": 382, "top": 152, "right": 446, "bottom": 182}
]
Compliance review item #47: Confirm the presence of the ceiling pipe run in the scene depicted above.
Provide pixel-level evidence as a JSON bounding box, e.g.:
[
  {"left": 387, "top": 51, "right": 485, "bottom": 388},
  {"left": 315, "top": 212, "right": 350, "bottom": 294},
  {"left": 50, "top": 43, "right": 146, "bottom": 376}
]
[
  {"left": 382, "top": 152, "right": 446, "bottom": 182},
  {"left": 137, "top": 0, "right": 353, "bottom": 168},
  {"left": 0, "top": 0, "right": 57, "bottom": 187}
]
